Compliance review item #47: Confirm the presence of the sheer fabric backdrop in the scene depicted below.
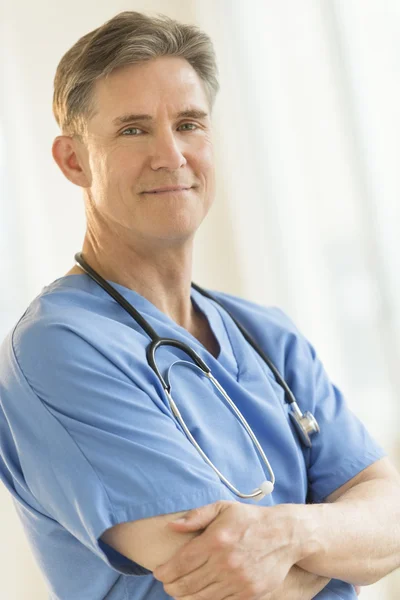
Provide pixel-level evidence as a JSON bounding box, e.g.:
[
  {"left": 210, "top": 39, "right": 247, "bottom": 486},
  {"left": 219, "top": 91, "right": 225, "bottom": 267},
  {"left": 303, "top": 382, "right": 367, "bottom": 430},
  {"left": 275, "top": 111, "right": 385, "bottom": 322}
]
[{"left": 1, "top": 1, "right": 399, "bottom": 597}]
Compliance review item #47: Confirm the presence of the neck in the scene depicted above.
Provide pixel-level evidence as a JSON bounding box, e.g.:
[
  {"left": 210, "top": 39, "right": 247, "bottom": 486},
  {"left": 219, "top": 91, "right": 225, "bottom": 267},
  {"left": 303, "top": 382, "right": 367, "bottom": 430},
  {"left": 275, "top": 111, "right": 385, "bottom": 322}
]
[{"left": 77, "top": 232, "right": 198, "bottom": 331}]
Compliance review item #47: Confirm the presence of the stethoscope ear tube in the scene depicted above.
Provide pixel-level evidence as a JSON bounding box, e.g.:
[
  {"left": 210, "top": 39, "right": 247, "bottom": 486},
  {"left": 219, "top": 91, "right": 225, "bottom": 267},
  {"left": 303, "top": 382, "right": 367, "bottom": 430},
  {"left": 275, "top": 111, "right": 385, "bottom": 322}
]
[
  {"left": 165, "top": 381, "right": 275, "bottom": 502},
  {"left": 146, "top": 339, "right": 210, "bottom": 392},
  {"left": 74, "top": 252, "right": 160, "bottom": 341},
  {"left": 190, "top": 282, "right": 320, "bottom": 448},
  {"left": 191, "top": 284, "right": 297, "bottom": 405}
]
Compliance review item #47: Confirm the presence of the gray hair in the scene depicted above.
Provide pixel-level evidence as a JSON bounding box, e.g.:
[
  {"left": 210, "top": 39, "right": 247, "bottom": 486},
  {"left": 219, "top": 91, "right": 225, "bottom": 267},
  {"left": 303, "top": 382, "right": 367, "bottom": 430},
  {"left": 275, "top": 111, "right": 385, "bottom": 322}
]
[{"left": 52, "top": 11, "right": 220, "bottom": 137}]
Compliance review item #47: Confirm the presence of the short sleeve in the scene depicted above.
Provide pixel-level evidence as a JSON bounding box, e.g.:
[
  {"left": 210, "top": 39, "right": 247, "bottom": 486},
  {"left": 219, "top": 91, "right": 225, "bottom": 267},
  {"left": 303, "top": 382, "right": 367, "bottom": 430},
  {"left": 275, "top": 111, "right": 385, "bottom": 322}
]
[
  {"left": 8, "top": 319, "right": 233, "bottom": 576},
  {"left": 273, "top": 309, "right": 387, "bottom": 504},
  {"left": 314, "top": 578, "right": 358, "bottom": 599}
]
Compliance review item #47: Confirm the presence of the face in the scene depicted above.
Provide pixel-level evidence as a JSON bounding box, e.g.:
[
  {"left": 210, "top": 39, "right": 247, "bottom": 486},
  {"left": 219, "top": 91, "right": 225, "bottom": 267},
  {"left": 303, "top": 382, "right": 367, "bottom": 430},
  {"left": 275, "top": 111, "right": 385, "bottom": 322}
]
[{"left": 72, "top": 56, "right": 216, "bottom": 248}]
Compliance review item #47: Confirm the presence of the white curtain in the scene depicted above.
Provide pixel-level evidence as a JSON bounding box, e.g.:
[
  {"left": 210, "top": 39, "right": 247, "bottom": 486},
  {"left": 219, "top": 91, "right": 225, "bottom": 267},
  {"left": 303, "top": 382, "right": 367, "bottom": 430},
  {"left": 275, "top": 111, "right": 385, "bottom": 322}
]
[
  {"left": 1, "top": 1, "right": 399, "bottom": 597},
  {"left": 195, "top": 3, "right": 400, "bottom": 596}
]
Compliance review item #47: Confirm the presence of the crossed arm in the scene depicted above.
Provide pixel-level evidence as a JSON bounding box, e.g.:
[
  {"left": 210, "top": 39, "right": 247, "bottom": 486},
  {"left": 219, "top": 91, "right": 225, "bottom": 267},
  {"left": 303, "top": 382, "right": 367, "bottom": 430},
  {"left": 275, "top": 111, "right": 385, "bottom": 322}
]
[
  {"left": 102, "top": 457, "right": 400, "bottom": 599},
  {"left": 151, "top": 457, "right": 400, "bottom": 599}
]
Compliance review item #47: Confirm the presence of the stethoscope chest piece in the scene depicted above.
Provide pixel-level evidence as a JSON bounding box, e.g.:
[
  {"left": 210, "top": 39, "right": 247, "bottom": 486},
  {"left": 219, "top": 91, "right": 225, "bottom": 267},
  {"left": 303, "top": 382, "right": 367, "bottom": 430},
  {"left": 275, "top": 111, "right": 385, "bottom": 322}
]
[{"left": 289, "top": 404, "right": 320, "bottom": 448}]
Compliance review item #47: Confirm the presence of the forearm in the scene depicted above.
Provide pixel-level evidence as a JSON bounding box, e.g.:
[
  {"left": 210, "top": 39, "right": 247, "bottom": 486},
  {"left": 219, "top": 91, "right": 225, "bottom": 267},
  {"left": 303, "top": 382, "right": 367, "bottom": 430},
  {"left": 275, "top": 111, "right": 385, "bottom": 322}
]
[
  {"left": 295, "top": 478, "right": 400, "bottom": 585},
  {"left": 265, "top": 565, "right": 330, "bottom": 600}
]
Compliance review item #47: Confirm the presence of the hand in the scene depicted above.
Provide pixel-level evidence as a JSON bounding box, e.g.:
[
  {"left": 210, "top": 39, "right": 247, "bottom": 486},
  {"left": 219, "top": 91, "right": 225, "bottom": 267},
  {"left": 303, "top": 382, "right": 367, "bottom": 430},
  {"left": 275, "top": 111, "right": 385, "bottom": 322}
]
[
  {"left": 252, "top": 577, "right": 361, "bottom": 600},
  {"left": 153, "top": 500, "right": 303, "bottom": 600},
  {"left": 253, "top": 564, "right": 331, "bottom": 600}
]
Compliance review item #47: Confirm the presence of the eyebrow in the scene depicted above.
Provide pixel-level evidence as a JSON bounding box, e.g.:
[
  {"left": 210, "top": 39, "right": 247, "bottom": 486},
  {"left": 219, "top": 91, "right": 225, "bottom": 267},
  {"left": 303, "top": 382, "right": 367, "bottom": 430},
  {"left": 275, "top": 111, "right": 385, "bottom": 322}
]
[{"left": 112, "top": 109, "right": 209, "bottom": 127}]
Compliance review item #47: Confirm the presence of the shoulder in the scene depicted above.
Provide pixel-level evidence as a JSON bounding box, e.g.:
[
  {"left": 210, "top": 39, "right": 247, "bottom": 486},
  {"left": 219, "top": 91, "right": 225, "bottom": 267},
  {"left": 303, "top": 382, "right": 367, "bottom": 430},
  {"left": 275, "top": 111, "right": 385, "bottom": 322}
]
[
  {"left": 10, "top": 280, "right": 114, "bottom": 384},
  {"left": 201, "top": 288, "right": 316, "bottom": 378},
  {"left": 205, "top": 288, "right": 301, "bottom": 339}
]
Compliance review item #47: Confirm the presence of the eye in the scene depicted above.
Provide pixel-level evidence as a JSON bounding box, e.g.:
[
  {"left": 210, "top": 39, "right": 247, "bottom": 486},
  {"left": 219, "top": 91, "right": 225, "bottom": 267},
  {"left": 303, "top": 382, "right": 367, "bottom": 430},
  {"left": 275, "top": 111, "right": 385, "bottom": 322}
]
[
  {"left": 121, "top": 127, "right": 143, "bottom": 136},
  {"left": 120, "top": 123, "right": 199, "bottom": 136},
  {"left": 178, "top": 123, "right": 199, "bottom": 131}
]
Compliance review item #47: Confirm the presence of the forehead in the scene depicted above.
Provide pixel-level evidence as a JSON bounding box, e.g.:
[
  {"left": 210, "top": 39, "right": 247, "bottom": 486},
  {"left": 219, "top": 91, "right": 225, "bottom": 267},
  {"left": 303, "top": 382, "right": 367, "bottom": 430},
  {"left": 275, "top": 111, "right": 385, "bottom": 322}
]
[{"left": 90, "top": 56, "right": 210, "bottom": 123}]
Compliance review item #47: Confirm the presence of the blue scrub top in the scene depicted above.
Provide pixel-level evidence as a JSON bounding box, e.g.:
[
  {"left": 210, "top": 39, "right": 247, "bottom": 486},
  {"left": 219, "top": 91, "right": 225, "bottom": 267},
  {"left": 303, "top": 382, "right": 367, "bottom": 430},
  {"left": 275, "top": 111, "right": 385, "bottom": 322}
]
[{"left": 0, "top": 274, "right": 386, "bottom": 599}]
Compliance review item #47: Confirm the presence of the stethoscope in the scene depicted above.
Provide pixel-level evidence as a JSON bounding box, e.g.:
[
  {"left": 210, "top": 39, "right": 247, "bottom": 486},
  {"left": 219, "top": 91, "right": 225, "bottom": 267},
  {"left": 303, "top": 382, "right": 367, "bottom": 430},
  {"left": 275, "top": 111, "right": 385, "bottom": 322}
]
[{"left": 74, "top": 252, "right": 319, "bottom": 502}]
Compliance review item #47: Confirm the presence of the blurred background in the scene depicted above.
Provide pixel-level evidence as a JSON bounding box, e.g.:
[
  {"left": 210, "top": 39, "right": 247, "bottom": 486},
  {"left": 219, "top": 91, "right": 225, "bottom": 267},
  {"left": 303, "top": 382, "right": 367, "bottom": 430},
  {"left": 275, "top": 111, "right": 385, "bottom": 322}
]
[{"left": 1, "top": 0, "right": 399, "bottom": 597}]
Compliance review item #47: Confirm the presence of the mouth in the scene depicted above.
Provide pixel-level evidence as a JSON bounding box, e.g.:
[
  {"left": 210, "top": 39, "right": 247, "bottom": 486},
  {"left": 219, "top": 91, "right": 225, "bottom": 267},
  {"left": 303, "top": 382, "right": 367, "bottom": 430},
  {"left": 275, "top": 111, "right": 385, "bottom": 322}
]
[
  {"left": 143, "top": 188, "right": 193, "bottom": 195},
  {"left": 144, "top": 189, "right": 192, "bottom": 195}
]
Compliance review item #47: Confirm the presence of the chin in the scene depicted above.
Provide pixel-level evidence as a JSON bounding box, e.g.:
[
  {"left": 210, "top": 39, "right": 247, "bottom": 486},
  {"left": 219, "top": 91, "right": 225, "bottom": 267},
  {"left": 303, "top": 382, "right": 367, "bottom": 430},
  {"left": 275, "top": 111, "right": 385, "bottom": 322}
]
[{"left": 144, "top": 222, "right": 199, "bottom": 243}]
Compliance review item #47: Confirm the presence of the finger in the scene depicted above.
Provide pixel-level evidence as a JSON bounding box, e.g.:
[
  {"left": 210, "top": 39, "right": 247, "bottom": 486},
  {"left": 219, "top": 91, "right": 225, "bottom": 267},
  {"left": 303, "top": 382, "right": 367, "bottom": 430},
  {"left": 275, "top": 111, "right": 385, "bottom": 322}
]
[
  {"left": 167, "top": 520, "right": 208, "bottom": 532},
  {"left": 174, "top": 578, "right": 235, "bottom": 600},
  {"left": 163, "top": 558, "right": 215, "bottom": 597},
  {"left": 168, "top": 501, "right": 229, "bottom": 532},
  {"left": 153, "top": 545, "right": 209, "bottom": 584}
]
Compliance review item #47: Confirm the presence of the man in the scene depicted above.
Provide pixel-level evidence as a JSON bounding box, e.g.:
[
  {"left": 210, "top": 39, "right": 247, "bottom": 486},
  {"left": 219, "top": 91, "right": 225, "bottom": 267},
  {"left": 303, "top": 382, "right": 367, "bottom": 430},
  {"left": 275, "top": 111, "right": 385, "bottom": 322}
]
[{"left": 0, "top": 10, "right": 399, "bottom": 600}]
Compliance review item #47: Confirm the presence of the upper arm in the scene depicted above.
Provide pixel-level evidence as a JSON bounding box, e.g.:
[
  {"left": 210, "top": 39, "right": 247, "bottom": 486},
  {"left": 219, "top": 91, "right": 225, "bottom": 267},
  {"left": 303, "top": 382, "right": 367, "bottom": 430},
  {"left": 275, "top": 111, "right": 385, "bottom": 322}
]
[
  {"left": 272, "top": 309, "right": 388, "bottom": 503},
  {"left": 101, "top": 509, "right": 198, "bottom": 572},
  {"left": 324, "top": 456, "right": 400, "bottom": 503},
  {"left": 101, "top": 459, "right": 399, "bottom": 573},
  {"left": 9, "top": 319, "right": 233, "bottom": 576}
]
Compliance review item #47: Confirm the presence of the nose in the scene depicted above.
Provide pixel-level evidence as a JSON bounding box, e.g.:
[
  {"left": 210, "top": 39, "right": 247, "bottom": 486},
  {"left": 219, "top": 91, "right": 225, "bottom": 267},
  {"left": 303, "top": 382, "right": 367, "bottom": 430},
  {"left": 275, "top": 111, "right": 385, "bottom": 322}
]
[{"left": 149, "top": 127, "right": 187, "bottom": 171}]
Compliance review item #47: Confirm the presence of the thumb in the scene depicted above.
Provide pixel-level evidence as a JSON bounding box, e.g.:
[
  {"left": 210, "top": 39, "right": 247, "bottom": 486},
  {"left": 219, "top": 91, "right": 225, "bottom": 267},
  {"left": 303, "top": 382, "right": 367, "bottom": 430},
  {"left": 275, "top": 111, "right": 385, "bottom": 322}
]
[{"left": 168, "top": 501, "right": 227, "bottom": 531}]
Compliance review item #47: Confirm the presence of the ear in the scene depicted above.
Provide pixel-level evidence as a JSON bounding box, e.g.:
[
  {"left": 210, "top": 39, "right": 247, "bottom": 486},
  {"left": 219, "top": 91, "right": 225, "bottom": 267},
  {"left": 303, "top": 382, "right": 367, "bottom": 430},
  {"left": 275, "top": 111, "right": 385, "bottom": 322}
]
[{"left": 52, "top": 135, "right": 91, "bottom": 188}]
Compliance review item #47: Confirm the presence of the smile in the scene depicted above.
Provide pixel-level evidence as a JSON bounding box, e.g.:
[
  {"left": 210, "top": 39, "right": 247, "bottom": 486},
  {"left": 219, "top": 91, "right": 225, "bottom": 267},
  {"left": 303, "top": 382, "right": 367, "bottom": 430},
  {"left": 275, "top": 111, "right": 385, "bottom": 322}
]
[{"left": 144, "top": 189, "right": 193, "bottom": 195}]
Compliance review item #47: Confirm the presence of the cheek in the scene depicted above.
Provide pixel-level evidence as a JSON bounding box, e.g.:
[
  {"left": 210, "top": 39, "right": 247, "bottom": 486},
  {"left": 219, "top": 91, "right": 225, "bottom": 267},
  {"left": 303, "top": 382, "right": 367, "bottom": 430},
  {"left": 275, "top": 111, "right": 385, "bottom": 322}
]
[
  {"left": 87, "top": 147, "right": 111, "bottom": 199},
  {"left": 191, "top": 139, "right": 215, "bottom": 186},
  {"left": 200, "top": 150, "right": 216, "bottom": 201},
  {"left": 92, "top": 149, "right": 137, "bottom": 205}
]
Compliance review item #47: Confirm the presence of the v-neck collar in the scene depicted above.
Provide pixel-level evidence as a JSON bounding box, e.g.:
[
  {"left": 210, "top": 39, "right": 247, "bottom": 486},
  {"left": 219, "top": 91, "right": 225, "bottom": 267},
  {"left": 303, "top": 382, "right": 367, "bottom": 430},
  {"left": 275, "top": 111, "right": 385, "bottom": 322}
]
[
  {"left": 44, "top": 274, "right": 239, "bottom": 378},
  {"left": 191, "top": 287, "right": 239, "bottom": 377}
]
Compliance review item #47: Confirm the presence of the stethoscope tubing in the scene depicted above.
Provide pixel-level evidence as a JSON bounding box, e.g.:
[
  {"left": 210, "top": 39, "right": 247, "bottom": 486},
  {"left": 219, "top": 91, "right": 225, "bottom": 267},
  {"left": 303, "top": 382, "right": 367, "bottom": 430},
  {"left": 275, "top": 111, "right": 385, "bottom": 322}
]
[{"left": 74, "top": 252, "right": 319, "bottom": 500}]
